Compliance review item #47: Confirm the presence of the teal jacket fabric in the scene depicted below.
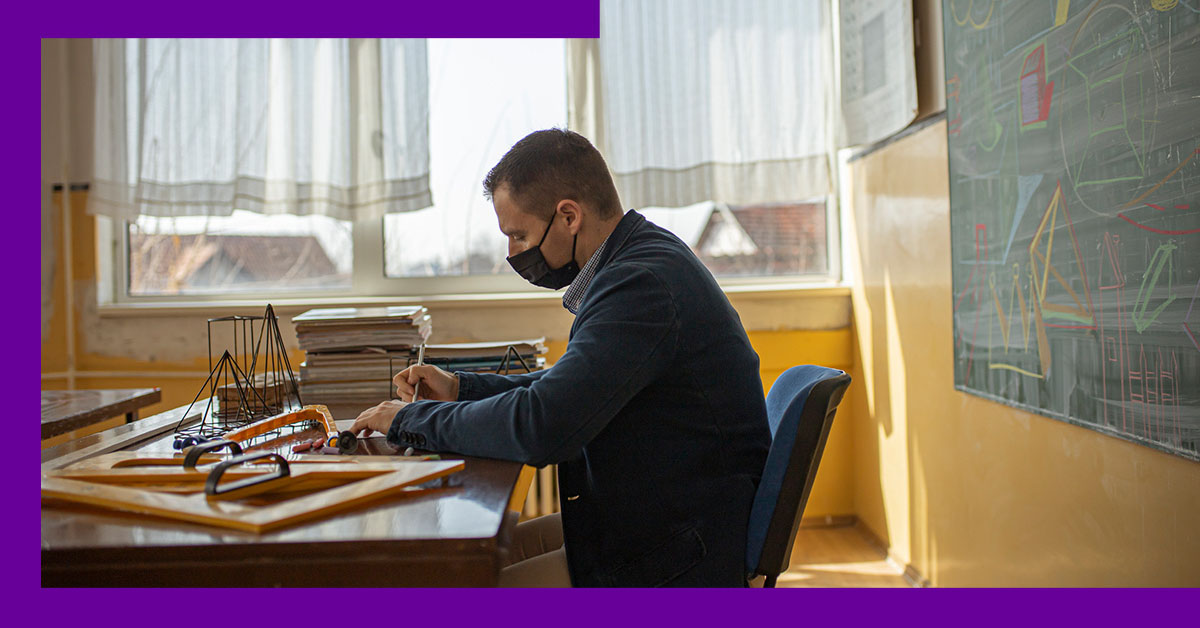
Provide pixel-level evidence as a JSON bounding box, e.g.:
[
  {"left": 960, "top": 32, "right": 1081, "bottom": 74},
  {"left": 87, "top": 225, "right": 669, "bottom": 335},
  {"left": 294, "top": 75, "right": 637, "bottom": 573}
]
[{"left": 388, "top": 210, "right": 770, "bottom": 586}]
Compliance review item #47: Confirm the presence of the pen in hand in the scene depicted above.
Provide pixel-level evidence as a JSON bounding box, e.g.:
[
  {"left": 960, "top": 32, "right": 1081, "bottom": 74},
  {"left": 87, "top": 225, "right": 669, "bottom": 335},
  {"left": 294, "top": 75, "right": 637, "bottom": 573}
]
[{"left": 411, "top": 342, "right": 426, "bottom": 402}]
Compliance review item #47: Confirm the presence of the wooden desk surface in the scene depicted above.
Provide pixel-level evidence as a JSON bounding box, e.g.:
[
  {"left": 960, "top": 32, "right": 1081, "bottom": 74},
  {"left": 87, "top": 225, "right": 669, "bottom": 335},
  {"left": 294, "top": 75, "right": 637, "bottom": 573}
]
[
  {"left": 41, "top": 388, "right": 162, "bottom": 439},
  {"left": 41, "top": 404, "right": 522, "bottom": 587}
]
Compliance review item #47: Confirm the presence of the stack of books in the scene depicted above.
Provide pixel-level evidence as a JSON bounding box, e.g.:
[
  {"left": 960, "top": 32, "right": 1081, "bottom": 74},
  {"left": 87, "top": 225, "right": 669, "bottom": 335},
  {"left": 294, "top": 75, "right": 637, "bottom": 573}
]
[
  {"left": 215, "top": 370, "right": 295, "bottom": 421},
  {"left": 293, "top": 306, "right": 432, "bottom": 415},
  {"left": 293, "top": 306, "right": 431, "bottom": 353}
]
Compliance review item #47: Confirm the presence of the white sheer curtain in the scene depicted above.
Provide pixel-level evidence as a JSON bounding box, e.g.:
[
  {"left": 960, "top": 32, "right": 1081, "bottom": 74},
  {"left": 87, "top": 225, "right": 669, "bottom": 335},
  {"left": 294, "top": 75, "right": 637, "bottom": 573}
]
[
  {"left": 90, "top": 38, "right": 430, "bottom": 221},
  {"left": 571, "top": 0, "right": 834, "bottom": 208}
]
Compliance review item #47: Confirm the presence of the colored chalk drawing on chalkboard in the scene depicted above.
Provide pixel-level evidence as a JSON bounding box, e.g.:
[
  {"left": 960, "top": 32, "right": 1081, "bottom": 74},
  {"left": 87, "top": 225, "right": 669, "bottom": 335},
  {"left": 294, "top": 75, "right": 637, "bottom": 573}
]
[{"left": 944, "top": 0, "right": 1200, "bottom": 461}]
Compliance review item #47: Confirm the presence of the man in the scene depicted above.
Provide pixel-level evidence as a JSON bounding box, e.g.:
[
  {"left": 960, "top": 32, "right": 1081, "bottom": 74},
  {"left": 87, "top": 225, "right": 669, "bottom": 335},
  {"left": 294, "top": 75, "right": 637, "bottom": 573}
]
[{"left": 351, "top": 129, "right": 769, "bottom": 587}]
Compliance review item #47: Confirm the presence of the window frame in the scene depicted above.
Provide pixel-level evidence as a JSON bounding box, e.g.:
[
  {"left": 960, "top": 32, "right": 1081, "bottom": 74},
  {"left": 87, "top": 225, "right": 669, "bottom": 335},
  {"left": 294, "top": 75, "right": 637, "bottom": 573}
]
[{"left": 99, "top": 190, "right": 842, "bottom": 307}]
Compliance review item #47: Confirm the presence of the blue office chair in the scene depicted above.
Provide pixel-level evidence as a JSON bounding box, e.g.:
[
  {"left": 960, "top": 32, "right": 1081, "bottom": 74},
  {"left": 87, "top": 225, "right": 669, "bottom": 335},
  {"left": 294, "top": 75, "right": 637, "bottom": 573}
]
[{"left": 746, "top": 365, "right": 852, "bottom": 587}]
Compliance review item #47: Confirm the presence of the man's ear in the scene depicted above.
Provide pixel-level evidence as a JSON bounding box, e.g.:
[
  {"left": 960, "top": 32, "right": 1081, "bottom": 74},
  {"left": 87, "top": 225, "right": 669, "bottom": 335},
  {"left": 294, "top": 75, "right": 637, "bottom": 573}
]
[{"left": 556, "top": 199, "right": 583, "bottom": 235}]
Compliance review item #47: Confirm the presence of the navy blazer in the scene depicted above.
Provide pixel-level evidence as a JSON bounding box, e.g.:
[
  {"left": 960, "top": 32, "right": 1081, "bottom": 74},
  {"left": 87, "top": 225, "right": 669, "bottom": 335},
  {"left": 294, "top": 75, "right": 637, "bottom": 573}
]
[{"left": 389, "top": 210, "right": 770, "bottom": 586}]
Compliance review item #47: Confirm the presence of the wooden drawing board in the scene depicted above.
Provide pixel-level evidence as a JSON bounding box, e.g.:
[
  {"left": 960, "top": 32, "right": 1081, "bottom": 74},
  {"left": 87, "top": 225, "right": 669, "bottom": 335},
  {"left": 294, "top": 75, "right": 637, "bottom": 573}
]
[
  {"left": 49, "top": 453, "right": 441, "bottom": 494},
  {"left": 42, "top": 457, "right": 465, "bottom": 533},
  {"left": 50, "top": 452, "right": 445, "bottom": 499},
  {"left": 53, "top": 452, "right": 418, "bottom": 486}
]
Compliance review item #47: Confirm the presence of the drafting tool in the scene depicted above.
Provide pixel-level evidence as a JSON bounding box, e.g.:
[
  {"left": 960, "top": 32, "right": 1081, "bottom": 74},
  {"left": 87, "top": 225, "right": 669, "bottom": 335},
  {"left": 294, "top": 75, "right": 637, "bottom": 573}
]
[
  {"left": 412, "top": 342, "right": 426, "bottom": 402},
  {"left": 219, "top": 404, "right": 358, "bottom": 454},
  {"left": 291, "top": 436, "right": 326, "bottom": 453},
  {"left": 42, "top": 451, "right": 465, "bottom": 533}
]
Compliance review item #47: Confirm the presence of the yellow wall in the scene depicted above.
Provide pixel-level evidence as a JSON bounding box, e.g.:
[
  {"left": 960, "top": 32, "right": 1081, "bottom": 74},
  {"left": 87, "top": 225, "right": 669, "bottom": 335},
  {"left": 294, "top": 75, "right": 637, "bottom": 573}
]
[{"left": 846, "top": 120, "right": 1200, "bottom": 586}]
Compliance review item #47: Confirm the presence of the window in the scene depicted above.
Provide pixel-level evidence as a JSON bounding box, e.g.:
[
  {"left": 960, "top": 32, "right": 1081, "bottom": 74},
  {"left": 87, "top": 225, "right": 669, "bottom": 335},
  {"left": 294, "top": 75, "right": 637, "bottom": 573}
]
[{"left": 107, "top": 37, "right": 838, "bottom": 305}]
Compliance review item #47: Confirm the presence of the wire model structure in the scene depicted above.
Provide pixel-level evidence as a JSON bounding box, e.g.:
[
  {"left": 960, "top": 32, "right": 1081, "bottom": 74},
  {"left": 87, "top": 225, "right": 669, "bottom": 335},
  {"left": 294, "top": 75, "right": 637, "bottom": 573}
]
[
  {"left": 173, "top": 304, "right": 305, "bottom": 449},
  {"left": 494, "top": 345, "right": 534, "bottom": 375},
  {"left": 386, "top": 343, "right": 536, "bottom": 402}
]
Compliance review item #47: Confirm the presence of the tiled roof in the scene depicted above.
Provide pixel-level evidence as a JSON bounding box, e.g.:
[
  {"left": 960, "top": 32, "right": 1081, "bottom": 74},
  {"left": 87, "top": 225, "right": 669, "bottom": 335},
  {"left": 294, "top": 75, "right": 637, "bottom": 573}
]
[{"left": 694, "top": 203, "right": 828, "bottom": 276}]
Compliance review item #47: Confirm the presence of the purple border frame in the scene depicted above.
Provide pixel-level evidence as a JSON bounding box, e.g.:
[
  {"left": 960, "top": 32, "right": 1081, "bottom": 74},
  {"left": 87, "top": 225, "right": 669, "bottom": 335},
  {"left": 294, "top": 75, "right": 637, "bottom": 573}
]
[{"left": 12, "top": 0, "right": 1189, "bottom": 622}]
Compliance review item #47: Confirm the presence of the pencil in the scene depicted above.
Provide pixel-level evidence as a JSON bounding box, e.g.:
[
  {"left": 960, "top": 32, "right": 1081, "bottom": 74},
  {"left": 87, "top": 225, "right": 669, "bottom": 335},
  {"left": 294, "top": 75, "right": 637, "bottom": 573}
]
[{"left": 412, "top": 342, "right": 426, "bottom": 402}]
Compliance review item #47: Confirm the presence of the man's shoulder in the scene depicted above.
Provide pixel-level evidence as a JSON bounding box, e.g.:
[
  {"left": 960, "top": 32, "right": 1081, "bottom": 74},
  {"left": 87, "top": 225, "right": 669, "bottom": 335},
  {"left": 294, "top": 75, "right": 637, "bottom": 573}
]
[
  {"left": 606, "top": 220, "right": 694, "bottom": 271},
  {"left": 578, "top": 214, "right": 718, "bottom": 313},
  {"left": 614, "top": 222, "right": 710, "bottom": 281}
]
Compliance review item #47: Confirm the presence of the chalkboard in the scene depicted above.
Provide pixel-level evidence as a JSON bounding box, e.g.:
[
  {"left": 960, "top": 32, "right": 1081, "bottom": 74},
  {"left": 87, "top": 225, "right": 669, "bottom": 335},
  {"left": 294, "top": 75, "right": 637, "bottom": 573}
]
[{"left": 944, "top": 0, "right": 1200, "bottom": 461}]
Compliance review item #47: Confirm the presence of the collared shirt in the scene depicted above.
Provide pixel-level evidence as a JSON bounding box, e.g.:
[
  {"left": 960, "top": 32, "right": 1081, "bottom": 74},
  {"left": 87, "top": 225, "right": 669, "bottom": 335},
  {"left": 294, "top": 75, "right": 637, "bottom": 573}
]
[{"left": 562, "top": 233, "right": 611, "bottom": 314}]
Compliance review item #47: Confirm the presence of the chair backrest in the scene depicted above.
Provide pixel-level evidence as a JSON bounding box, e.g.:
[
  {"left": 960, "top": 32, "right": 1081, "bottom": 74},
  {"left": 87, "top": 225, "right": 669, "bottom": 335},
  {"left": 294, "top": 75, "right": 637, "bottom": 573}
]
[{"left": 745, "top": 365, "right": 852, "bottom": 581}]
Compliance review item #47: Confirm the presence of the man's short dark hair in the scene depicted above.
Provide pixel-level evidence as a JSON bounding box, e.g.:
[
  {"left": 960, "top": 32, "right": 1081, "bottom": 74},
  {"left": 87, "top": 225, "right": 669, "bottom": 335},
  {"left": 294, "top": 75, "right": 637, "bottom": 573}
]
[{"left": 483, "top": 129, "right": 623, "bottom": 220}]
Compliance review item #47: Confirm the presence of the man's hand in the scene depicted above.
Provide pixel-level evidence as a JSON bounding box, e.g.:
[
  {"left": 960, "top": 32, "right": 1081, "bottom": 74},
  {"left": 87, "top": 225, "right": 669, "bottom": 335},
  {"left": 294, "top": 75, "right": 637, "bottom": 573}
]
[
  {"left": 394, "top": 364, "right": 460, "bottom": 402},
  {"left": 350, "top": 399, "right": 408, "bottom": 437}
]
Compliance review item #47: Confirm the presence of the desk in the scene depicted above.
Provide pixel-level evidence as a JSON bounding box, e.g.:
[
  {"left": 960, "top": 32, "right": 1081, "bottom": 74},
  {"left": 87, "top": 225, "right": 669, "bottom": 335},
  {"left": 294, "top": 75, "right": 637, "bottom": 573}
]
[
  {"left": 41, "top": 402, "right": 523, "bottom": 587},
  {"left": 41, "top": 388, "right": 162, "bottom": 440}
]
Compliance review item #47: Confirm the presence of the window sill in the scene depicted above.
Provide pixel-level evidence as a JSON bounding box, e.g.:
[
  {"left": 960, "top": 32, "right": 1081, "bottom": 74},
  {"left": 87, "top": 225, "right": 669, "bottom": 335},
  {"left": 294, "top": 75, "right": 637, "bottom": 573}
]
[{"left": 96, "top": 281, "right": 851, "bottom": 319}]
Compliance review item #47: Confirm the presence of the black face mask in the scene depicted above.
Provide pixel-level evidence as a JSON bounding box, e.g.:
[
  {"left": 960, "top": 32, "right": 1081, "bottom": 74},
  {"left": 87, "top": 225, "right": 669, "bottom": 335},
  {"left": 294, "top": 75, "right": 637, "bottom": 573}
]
[{"left": 506, "top": 216, "right": 579, "bottom": 289}]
